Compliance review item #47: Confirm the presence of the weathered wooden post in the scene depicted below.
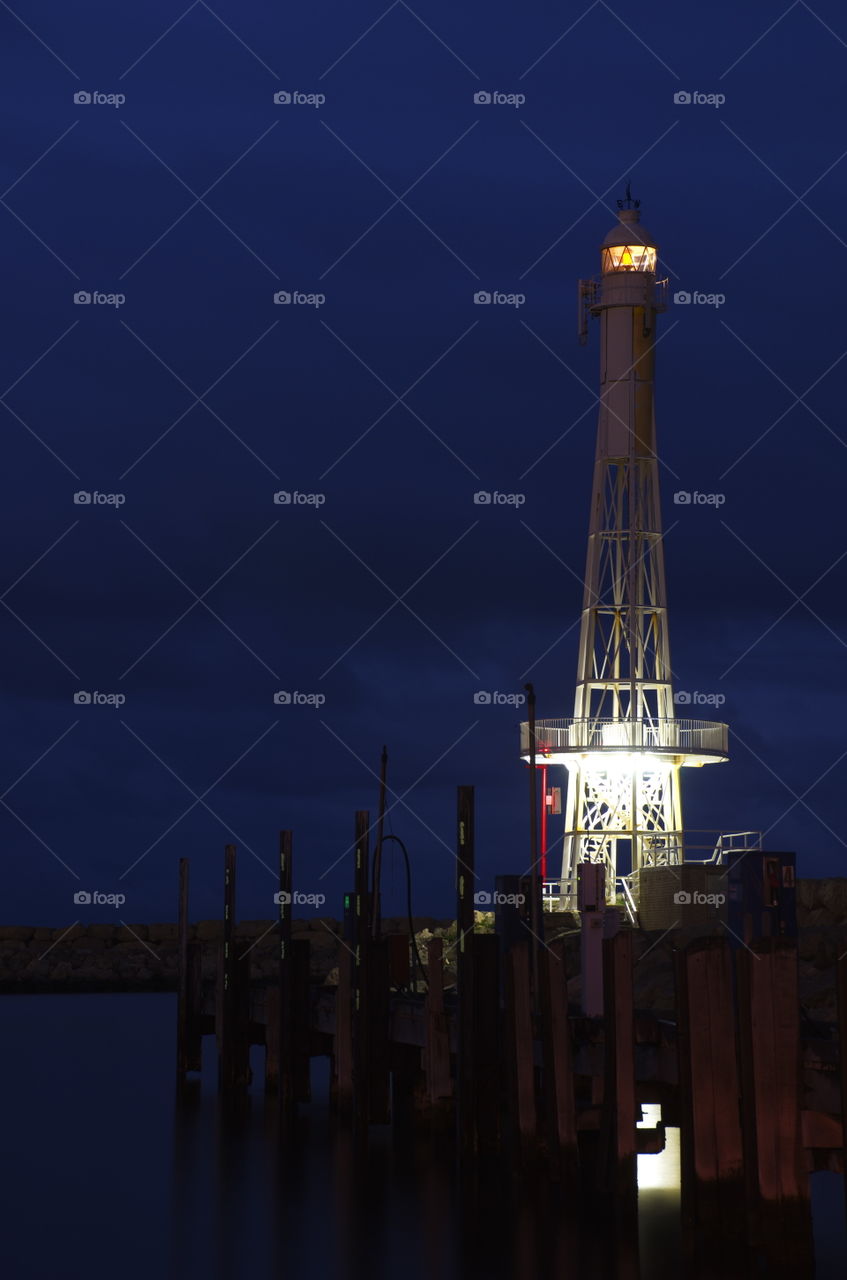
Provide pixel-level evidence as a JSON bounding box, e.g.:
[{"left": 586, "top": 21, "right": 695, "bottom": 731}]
[
  {"left": 505, "top": 940, "right": 537, "bottom": 1158},
  {"left": 368, "top": 936, "right": 391, "bottom": 1123},
  {"left": 456, "top": 785, "right": 476, "bottom": 1160},
  {"left": 540, "top": 939, "right": 578, "bottom": 1184},
  {"left": 292, "top": 935, "right": 311, "bottom": 1102},
  {"left": 473, "top": 932, "right": 501, "bottom": 1153},
  {"left": 333, "top": 940, "right": 354, "bottom": 1118},
  {"left": 599, "top": 930, "right": 636, "bottom": 1210},
  {"left": 352, "top": 811, "right": 370, "bottom": 1144},
  {"left": 176, "top": 857, "right": 201, "bottom": 1084},
  {"left": 217, "top": 844, "right": 250, "bottom": 1090},
  {"left": 278, "top": 831, "right": 296, "bottom": 1118},
  {"left": 424, "top": 937, "right": 452, "bottom": 1115},
  {"left": 675, "top": 937, "right": 745, "bottom": 1245},
  {"left": 736, "top": 939, "right": 812, "bottom": 1272},
  {"left": 218, "top": 844, "right": 236, "bottom": 1090},
  {"left": 838, "top": 950, "right": 847, "bottom": 1230}
]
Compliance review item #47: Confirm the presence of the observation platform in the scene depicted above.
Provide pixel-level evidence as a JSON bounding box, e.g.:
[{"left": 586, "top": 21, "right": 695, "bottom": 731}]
[{"left": 519, "top": 717, "right": 729, "bottom": 767}]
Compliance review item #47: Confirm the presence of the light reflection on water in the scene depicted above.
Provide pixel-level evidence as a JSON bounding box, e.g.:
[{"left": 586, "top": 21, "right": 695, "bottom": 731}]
[{"left": 0, "top": 995, "right": 844, "bottom": 1279}]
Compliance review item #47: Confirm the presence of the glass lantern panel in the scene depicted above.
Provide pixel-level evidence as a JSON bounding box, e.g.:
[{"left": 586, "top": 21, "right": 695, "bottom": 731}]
[{"left": 602, "top": 244, "right": 657, "bottom": 273}]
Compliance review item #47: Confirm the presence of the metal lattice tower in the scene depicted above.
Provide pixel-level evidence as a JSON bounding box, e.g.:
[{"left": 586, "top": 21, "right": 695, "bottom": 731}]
[{"left": 520, "top": 197, "right": 728, "bottom": 906}]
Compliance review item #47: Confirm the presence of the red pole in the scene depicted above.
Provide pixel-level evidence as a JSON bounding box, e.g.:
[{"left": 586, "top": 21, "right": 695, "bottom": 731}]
[{"left": 540, "top": 764, "right": 548, "bottom": 882}]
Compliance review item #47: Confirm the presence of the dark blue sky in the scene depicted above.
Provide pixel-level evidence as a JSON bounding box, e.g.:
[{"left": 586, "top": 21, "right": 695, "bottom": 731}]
[{"left": 2, "top": 0, "right": 847, "bottom": 924}]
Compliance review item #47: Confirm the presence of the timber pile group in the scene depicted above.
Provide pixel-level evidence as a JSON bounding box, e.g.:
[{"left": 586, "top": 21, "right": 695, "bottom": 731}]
[{"left": 177, "top": 788, "right": 846, "bottom": 1277}]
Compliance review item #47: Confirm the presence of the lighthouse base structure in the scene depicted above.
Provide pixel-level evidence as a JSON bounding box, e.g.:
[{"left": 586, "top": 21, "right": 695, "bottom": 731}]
[{"left": 520, "top": 716, "right": 728, "bottom": 910}]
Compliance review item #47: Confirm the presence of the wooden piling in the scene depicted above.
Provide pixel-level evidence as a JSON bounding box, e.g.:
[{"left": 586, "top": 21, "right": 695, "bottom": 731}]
[
  {"left": 352, "top": 811, "right": 370, "bottom": 1143},
  {"left": 292, "top": 936, "right": 311, "bottom": 1103},
  {"left": 675, "top": 938, "right": 745, "bottom": 1245},
  {"left": 505, "top": 941, "right": 537, "bottom": 1157},
  {"left": 599, "top": 931, "right": 636, "bottom": 1209},
  {"left": 456, "top": 785, "right": 476, "bottom": 1158},
  {"left": 277, "top": 831, "right": 295, "bottom": 1118},
  {"left": 838, "top": 950, "right": 847, "bottom": 1230},
  {"left": 176, "top": 857, "right": 191, "bottom": 1084},
  {"left": 737, "top": 939, "right": 812, "bottom": 1271},
  {"left": 540, "top": 939, "right": 578, "bottom": 1184},
  {"left": 217, "top": 845, "right": 251, "bottom": 1091},
  {"left": 186, "top": 937, "right": 203, "bottom": 1072},
  {"left": 368, "top": 937, "right": 391, "bottom": 1123},
  {"left": 333, "top": 942, "right": 354, "bottom": 1118},
  {"left": 424, "top": 937, "right": 452, "bottom": 1111},
  {"left": 473, "top": 933, "right": 501, "bottom": 1153},
  {"left": 218, "top": 844, "right": 236, "bottom": 1089}
]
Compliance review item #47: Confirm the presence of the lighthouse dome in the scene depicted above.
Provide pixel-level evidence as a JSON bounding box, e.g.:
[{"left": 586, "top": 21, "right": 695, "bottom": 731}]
[
  {"left": 600, "top": 208, "right": 657, "bottom": 272},
  {"left": 601, "top": 208, "right": 656, "bottom": 249}
]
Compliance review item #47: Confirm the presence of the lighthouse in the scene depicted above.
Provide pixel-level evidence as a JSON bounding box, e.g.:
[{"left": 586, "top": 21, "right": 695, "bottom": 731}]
[{"left": 521, "top": 192, "right": 729, "bottom": 910}]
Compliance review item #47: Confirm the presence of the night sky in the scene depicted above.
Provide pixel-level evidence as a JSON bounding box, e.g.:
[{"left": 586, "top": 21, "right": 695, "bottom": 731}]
[{"left": 2, "top": 0, "right": 846, "bottom": 925}]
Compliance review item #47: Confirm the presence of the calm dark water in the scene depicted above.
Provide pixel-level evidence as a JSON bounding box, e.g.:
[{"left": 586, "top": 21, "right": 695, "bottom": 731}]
[{"left": 0, "top": 995, "right": 844, "bottom": 1279}]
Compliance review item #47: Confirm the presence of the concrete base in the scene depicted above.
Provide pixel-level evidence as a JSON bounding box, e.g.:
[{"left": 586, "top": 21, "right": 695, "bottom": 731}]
[{"left": 631, "top": 864, "right": 727, "bottom": 932}]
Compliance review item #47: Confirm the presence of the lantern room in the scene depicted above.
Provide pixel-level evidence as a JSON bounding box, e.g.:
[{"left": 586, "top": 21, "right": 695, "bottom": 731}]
[{"left": 601, "top": 207, "right": 657, "bottom": 274}]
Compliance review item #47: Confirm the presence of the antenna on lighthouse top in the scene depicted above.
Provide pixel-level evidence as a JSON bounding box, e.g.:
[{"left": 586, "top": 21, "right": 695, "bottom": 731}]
[{"left": 617, "top": 181, "right": 640, "bottom": 211}]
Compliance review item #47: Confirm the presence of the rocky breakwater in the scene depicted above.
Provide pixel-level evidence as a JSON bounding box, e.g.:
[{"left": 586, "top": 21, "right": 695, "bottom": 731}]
[{"left": 0, "top": 917, "right": 451, "bottom": 993}]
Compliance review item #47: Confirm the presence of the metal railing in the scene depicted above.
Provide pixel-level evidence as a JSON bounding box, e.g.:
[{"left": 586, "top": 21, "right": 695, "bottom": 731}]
[
  {"left": 618, "top": 875, "right": 639, "bottom": 927},
  {"left": 520, "top": 716, "right": 728, "bottom": 757}
]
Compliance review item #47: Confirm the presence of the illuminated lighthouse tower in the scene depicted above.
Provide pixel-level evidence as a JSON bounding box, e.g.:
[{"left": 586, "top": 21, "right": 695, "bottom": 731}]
[{"left": 522, "top": 192, "right": 728, "bottom": 908}]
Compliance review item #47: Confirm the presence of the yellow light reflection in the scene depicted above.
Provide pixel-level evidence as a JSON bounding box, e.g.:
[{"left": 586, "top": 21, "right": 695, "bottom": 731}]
[{"left": 637, "top": 1103, "right": 681, "bottom": 1191}]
